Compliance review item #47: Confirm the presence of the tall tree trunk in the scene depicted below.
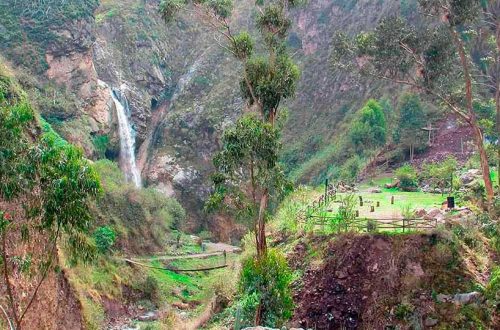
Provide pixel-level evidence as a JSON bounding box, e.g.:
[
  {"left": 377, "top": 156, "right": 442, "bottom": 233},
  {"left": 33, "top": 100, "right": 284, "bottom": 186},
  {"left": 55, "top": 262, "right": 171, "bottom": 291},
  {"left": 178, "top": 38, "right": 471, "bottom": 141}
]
[
  {"left": 254, "top": 189, "right": 269, "bottom": 325},
  {"left": 496, "top": 76, "right": 500, "bottom": 190},
  {"left": 495, "top": 16, "right": 500, "bottom": 189},
  {"left": 450, "top": 26, "right": 495, "bottom": 205},
  {"left": 256, "top": 189, "right": 268, "bottom": 258}
]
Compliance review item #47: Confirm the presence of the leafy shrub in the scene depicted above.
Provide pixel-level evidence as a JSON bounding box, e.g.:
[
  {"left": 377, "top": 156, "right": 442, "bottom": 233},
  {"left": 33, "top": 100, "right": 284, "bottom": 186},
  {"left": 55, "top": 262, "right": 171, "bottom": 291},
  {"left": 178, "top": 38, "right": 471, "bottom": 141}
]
[
  {"left": 366, "top": 219, "right": 378, "bottom": 233},
  {"left": 395, "top": 164, "right": 418, "bottom": 191},
  {"left": 93, "top": 226, "right": 116, "bottom": 254},
  {"left": 238, "top": 249, "right": 294, "bottom": 328}
]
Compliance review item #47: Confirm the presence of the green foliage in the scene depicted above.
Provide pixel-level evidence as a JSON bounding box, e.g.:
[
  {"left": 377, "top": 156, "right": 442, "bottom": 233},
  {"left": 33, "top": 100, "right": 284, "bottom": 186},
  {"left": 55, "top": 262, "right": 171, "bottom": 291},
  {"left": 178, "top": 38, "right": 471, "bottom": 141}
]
[
  {"left": 0, "top": 68, "right": 102, "bottom": 325},
  {"left": 231, "top": 32, "right": 254, "bottom": 60},
  {"left": 393, "top": 93, "right": 426, "bottom": 145},
  {"left": 238, "top": 249, "right": 294, "bottom": 327},
  {"left": 274, "top": 186, "right": 311, "bottom": 235},
  {"left": 418, "top": 0, "right": 481, "bottom": 26},
  {"left": 1, "top": 72, "right": 101, "bottom": 243},
  {"left": 93, "top": 226, "right": 116, "bottom": 254},
  {"left": 485, "top": 265, "right": 499, "bottom": 303},
  {"left": 395, "top": 164, "right": 418, "bottom": 190},
  {"left": 207, "top": 114, "right": 288, "bottom": 221},
  {"left": 394, "top": 303, "right": 414, "bottom": 320},
  {"left": 240, "top": 54, "right": 300, "bottom": 120},
  {"left": 160, "top": 0, "right": 232, "bottom": 21},
  {"left": 159, "top": 0, "right": 187, "bottom": 22},
  {"left": 331, "top": 7, "right": 477, "bottom": 106},
  {"left": 328, "top": 194, "right": 357, "bottom": 233},
  {"left": 421, "top": 156, "right": 458, "bottom": 194},
  {"left": 348, "top": 99, "right": 386, "bottom": 152},
  {"left": 92, "top": 134, "right": 110, "bottom": 159},
  {"left": 257, "top": 4, "right": 292, "bottom": 40}
]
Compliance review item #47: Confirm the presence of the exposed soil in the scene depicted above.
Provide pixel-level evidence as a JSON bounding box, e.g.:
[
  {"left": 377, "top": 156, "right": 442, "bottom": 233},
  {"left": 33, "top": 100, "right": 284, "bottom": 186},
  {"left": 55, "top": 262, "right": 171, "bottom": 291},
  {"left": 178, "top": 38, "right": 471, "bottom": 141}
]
[
  {"left": 290, "top": 233, "right": 491, "bottom": 329},
  {"left": 0, "top": 200, "right": 84, "bottom": 330},
  {"left": 362, "top": 115, "right": 475, "bottom": 178},
  {"left": 412, "top": 115, "right": 475, "bottom": 167}
]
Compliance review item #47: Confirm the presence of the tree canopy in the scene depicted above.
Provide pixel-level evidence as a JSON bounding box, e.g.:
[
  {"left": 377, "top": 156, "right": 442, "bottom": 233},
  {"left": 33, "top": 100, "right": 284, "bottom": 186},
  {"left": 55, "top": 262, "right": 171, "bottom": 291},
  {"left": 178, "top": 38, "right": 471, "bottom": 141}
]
[{"left": 349, "top": 99, "right": 387, "bottom": 152}]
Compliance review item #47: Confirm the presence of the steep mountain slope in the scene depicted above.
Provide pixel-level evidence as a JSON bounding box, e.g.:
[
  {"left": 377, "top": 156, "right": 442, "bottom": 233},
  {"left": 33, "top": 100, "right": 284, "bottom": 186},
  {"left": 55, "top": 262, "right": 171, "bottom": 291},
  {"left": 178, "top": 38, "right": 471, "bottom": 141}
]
[{"left": 0, "top": 0, "right": 415, "bottom": 236}]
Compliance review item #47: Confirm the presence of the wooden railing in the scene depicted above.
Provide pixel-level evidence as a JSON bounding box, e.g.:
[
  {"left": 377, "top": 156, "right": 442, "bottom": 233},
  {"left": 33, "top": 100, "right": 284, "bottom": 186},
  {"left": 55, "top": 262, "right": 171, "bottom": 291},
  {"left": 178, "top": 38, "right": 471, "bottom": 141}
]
[{"left": 304, "top": 215, "right": 438, "bottom": 233}]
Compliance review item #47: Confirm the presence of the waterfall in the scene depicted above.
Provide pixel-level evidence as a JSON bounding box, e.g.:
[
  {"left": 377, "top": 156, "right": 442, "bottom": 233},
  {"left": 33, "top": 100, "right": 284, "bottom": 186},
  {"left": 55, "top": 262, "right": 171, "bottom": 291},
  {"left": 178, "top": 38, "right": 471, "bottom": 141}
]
[{"left": 110, "top": 88, "right": 142, "bottom": 188}]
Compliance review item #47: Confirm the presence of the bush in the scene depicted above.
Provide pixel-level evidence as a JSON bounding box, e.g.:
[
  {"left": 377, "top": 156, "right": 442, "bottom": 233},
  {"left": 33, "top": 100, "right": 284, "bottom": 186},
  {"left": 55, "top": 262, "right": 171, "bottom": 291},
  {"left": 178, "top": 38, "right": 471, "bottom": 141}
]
[
  {"left": 421, "top": 156, "right": 458, "bottom": 194},
  {"left": 93, "top": 226, "right": 116, "bottom": 254},
  {"left": 339, "top": 156, "right": 363, "bottom": 183},
  {"left": 238, "top": 249, "right": 294, "bottom": 328},
  {"left": 395, "top": 164, "right": 417, "bottom": 191},
  {"left": 143, "top": 275, "right": 160, "bottom": 304}
]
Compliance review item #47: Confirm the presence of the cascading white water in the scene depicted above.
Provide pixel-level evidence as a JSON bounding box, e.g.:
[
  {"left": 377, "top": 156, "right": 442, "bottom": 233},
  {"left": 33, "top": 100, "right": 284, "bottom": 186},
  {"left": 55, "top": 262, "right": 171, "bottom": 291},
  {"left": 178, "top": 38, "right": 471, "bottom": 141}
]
[{"left": 110, "top": 89, "right": 142, "bottom": 187}]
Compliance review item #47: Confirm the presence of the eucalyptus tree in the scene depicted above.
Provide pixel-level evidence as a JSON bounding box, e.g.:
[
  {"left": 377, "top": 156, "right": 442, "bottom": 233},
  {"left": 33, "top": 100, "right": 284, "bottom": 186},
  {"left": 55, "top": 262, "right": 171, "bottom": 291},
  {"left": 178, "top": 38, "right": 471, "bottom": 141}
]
[
  {"left": 348, "top": 99, "right": 387, "bottom": 154},
  {"left": 473, "top": 0, "right": 499, "bottom": 188},
  {"left": 331, "top": 0, "right": 496, "bottom": 204},
  {"left": 160, "top": 0, "right": 300, "bottom": 257},
  {"left": 0, "top": 74, "right": 101, "bottom": 330}
]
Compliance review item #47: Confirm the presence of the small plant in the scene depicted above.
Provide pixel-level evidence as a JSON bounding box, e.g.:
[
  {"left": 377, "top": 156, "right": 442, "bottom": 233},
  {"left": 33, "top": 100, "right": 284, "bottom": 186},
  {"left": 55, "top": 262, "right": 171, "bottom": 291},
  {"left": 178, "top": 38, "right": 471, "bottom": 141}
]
[
  {"left": 366, "top": 219, "right": 378, "bottom": 233},
  {"left": 93, "top": 226, "right": 116, "bottom": 254},
  {"left": 401, "top": 203, "right": 414, "bottom": 219},
  {"left": 394, "top": 303, "right": 414, "bottom": 320}
]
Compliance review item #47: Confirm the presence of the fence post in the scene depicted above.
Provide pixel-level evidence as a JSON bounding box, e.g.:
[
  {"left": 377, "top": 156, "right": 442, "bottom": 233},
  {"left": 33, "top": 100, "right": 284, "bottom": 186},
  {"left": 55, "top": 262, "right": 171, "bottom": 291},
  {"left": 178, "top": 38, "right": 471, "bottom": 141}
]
[
  {"left": 325, "top": 179, "right": 329, "bottom": 204},
  {"left": 391, "top": 196, "right": 394, "bottom": 205}
]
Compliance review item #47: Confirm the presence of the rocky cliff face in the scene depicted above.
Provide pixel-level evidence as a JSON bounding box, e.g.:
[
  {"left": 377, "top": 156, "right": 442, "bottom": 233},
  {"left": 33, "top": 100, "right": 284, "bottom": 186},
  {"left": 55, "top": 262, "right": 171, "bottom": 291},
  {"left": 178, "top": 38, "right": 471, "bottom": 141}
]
[{"left": 0, "top": 0, "right": 408, "bottom": 238}]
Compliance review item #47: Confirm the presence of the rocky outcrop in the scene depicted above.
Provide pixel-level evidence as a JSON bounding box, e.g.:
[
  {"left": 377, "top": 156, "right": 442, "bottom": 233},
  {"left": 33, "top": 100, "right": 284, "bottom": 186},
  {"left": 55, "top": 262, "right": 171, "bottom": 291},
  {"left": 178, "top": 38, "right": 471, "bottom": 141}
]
[{"left": 45, "top": 16, "right": 113, "bottom": 130}]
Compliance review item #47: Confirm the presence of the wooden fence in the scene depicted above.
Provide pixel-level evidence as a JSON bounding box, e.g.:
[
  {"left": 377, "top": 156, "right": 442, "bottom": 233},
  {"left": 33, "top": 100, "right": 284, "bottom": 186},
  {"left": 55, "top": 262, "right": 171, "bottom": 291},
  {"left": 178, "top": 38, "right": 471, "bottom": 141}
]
[{"left": 305, "top": 215, "right": 438, "bottom": 233}]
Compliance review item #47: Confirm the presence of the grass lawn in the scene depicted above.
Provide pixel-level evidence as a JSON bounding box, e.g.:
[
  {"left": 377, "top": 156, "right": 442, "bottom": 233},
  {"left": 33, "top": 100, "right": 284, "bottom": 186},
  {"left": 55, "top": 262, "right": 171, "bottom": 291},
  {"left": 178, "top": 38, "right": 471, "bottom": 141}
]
[{"left": 310, "top": 173, "right": 451, "bottom": 220}]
